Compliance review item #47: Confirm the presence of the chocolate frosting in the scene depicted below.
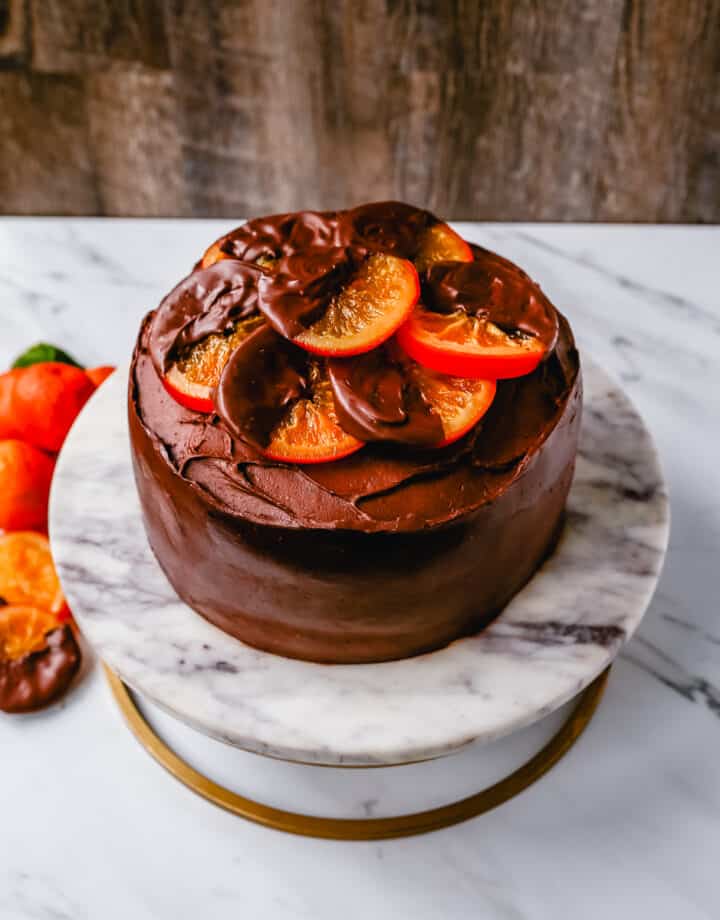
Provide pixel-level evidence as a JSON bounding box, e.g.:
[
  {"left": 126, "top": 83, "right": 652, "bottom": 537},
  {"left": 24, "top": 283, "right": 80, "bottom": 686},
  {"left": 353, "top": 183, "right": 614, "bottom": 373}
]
[
  {"left": 132, "top": 294, "right": 578, "bottom": 534},
  {"left": 0, "top": 626, "right": 81, "bottom": 714}
]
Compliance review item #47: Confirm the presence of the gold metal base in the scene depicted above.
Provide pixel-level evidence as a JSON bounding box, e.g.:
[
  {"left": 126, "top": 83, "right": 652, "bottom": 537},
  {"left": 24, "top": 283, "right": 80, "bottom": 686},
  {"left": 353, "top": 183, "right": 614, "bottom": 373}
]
[{"left": 104, "top": 664, "right": 610, "bottom": 840}]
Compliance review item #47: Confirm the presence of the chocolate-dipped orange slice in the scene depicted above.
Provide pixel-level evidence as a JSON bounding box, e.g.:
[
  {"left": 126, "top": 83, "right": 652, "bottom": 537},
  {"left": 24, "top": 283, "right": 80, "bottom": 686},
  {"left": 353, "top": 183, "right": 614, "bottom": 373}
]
[
  {"left": 162, "top": 314, "right": 264, "bottom": 413},
  {"left": 0, "top": 606, "right": 81, "bottom": 714},
  {"left": 216, "top": 326, "right": 364, "bottom": 464},
  {"left": 257, "top": 251, "right": 419, "bottom": 357},
  {"left": 328, "top": 346, "right": 495, "bottom": 449},
  {"left": 414, "top": 222, "right": 473, "bottom": 271},
  {"left": 398, "top": 261, "right": 558, "bottom": 379}
]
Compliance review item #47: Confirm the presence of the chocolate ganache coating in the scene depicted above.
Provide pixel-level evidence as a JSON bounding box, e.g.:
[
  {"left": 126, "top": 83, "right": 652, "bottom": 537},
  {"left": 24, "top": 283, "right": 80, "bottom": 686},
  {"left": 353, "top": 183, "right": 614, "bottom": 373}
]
[
  {"left": 216, "top": 326, "right": 312, "bottom": 449},
  {"left": 218, "top": 201, "right": 435, "bottom": 262},
  {"left": 327, "top": 349, "right": 444, "bottom": 446},
  {"left": 257, "top": 250, "right": 355, "bottom": 339},
  {"left": 151, "top": 260, "right": 261, "bottom": 373},
  {"left": 129, "top": 202, "right": 581, "bottom": 664},
  {"left": 424, "top": 258, "right": 559, "bottom": 353}
]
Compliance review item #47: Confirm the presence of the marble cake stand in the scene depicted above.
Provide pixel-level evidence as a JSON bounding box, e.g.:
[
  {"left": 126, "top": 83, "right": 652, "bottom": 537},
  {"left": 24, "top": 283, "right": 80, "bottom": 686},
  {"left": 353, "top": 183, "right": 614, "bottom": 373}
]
[{"left": 49, "top": 358, "right": 669, "bottom": 837}]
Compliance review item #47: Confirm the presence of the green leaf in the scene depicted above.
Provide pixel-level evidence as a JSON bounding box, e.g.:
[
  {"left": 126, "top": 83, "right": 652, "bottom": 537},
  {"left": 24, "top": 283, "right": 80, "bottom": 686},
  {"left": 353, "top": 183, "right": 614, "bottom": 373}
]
[{"left": 12, "top": 343, "right": 82, "bottom": 370}]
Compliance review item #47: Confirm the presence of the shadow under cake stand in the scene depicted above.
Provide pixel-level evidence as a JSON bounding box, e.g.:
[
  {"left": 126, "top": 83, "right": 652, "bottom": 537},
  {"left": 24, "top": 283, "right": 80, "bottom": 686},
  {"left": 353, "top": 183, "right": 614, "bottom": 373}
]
[{"left": 50, "top": 358, "right": 669, "bottom": 839}]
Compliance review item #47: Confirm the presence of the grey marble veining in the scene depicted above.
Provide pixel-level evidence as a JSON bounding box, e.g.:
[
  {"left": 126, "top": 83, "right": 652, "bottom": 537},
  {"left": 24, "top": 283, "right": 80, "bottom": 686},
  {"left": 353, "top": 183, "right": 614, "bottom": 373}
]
[
  {"left": 49, "top": 357, "right": 669, "bottom": 766},
  {"left": 2, "top": 220, "right": 719, "bottom": 920}
]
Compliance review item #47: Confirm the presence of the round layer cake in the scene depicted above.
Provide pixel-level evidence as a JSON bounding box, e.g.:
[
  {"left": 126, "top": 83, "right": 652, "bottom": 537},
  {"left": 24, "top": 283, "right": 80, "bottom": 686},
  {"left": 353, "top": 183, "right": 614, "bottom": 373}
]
[{"left": 129, "top": 202, "right": 581, "bottom": 664}]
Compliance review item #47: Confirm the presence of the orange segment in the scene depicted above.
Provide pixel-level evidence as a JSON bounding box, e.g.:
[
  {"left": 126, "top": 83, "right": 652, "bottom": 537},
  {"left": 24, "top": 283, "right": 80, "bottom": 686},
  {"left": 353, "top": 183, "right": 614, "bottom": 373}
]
[
  {"left": 414, "top": 223, "right": 473, "bottom": 272},
  {"left": 0, "top": 606, "right": 58, "bottom": 661},
  {"left": 264, "top": 362, "right": 364, "bottom": 463},
  {"left": 0, "top": 532, "right": 66, "bottom": 619},
  {"left": 397, "top": 306, "right": 546, "bottom": 380},
  {"left": 293, "top": 254, "right": 419, "bottom": 357}
]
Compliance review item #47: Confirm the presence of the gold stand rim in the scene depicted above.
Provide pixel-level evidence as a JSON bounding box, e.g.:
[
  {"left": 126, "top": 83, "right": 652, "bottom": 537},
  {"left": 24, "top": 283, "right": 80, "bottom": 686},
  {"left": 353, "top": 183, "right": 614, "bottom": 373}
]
[{"left": 104, "top": 664, "right": 610, "bottom": 841}]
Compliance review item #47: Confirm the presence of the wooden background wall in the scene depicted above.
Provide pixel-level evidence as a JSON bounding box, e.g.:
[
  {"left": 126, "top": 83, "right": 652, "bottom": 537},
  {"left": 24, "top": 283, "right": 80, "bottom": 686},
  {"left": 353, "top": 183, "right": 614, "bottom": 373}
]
[{"left": 0, "top": 0, "right": 718, "bottom": 221}]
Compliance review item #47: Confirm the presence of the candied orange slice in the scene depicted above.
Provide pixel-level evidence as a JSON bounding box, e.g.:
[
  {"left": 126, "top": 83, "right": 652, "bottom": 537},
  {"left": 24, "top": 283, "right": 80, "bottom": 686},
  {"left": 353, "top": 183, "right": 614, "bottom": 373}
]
[
  {"left": 0, "top": 532, "right": 66, "bottom": 619},
  {"left": 406, "top": 360, "right": 496, "bottom": 447},
  {"left": 163, "top": 314, "right": 265, "bottom": 413},
  {"left": 201, "top": 239, "right": 233, "bottom": 269},
  {"left": 0, "top": 605, "right": 58, "bottom": 661},
  {"left": 264, "top": 361, "right": 364, "bottom": 463},
  {"left": 397, "top": 305, "right": 546, "bottom": 380},
  {"left": 214, "top": 325, "right": 365, "bottom": 463},
  {"left": 293, "top": 253, "right": 419, "bottom": 357},
  {"left": 414, "top": 223, "right": 473, "bottom": 272}
]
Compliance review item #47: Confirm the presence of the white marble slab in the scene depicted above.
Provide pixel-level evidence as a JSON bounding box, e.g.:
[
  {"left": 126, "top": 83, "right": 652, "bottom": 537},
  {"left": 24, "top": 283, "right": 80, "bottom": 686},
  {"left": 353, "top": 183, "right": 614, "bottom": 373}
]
[
  {"left": 1, "top": 220, "right": 719, "bottom": 920},
  {"left": 49, "top": 354, "right": 668, "bottom": 765}
]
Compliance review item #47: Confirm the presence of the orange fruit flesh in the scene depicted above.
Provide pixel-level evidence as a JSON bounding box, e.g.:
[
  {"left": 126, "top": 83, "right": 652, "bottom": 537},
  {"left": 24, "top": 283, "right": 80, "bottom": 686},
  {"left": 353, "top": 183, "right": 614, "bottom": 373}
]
[
  {"left": 414, "top": 223, "right": 473, "bottom": 272},
  {"left": 264, "top": 362, "right": 363, "bottom": 463},
  {"left": 405, "top": 360, "right": 496, "bottom": 443},
  {"left": 0, "top": 532, "right": 66, "bottom": 617},
  {"left": 294, "top": 253, "right": 419, "bottom": 356},
  {"left": 413, "top": 309, "right": 544, "bottom": 357},
  {"left": 201, "top": 241, "right": 232, "bottom": 269},
  {"left": 172, "top": 315, "right": 266, "bottom": 397},
  {"left": 0, "top": 606, "right": 58, "bottom": 661}
]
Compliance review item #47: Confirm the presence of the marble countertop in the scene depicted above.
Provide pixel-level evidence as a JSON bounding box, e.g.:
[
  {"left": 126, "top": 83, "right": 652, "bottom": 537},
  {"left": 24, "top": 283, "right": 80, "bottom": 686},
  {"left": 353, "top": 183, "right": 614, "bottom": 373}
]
[{"left": 1, "top": 219, "right": 718, "bottom": 919}]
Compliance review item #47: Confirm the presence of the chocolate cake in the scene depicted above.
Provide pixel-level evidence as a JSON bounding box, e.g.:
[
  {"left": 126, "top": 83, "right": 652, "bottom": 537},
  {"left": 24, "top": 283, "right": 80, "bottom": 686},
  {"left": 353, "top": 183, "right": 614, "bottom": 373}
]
[{"left": 129, "top": 202, "right": 581, "bottom": 664}]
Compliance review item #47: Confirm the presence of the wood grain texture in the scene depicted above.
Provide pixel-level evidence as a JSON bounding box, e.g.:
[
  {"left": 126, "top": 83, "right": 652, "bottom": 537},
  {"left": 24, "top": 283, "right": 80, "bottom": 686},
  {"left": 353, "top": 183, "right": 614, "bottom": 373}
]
[
  {"left": 30, "top": 0, "right": 169, "bottom": 72},
  {"left": 595, "top": 0, "right": 720, "bottom": 221},
  {"left": 0, "top": 72, "right": 99, "bottom": 214},
  {"left": 0, "top": 0, "right": 26, "bottom": 64},
  {"left": 86, "top": 64, "right": 187, "bottom": 215},
  {"left": 0, "top": 0, "right": 717, "bottom": 220}
]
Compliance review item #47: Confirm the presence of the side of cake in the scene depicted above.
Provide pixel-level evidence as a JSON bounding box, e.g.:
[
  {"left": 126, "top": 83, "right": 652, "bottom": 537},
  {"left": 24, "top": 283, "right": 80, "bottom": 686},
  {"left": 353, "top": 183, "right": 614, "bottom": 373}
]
[{"left": 129, "top": 202, "right": 581, "bottom": 664}]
